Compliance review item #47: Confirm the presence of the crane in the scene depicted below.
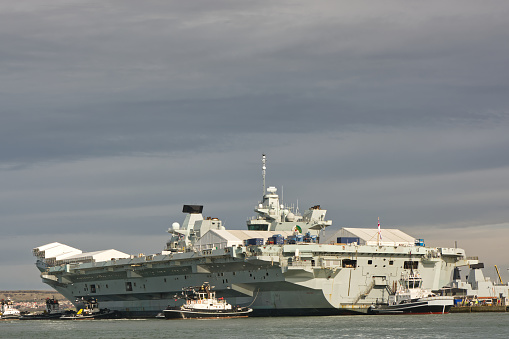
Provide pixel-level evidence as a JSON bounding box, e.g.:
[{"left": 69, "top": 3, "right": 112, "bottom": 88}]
[{"left": 494, "top": 265, "right": 503, "bottom": 284}]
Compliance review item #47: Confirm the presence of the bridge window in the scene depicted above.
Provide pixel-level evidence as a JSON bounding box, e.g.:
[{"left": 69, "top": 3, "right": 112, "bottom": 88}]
[
  {"left": 247, "top": 224, "right": 269, "bottom": 231},
  {"left": 342, "top": 259, "right": 357, "bottom": 268},
  {"left": 404, "top": 261, "right": 419, "bottom": 269}
]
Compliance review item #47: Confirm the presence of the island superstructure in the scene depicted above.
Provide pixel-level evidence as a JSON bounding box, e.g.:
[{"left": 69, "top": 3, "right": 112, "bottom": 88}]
[{"left": 33, "top": 155, "right": 475, "bottom": 317}]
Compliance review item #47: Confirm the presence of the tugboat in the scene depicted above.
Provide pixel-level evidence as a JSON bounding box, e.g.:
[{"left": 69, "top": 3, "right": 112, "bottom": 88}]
[
  {"left": 369, "top": 271, "right": 454, "bottom": 315},
  {"left": 60, "top": 297, "right": 119, "bottom": 320},
  {"left": 1, "top": 298, "right": 21, "bottom": 320},
  {"left": 20, "top": 297, "right": 73, "bottom": 320},
  {"left": 163, "top": 283, "right": 252, "bottom": 319}
]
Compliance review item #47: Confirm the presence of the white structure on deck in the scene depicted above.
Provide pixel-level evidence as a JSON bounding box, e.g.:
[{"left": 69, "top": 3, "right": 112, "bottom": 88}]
[
  {"left": 324, "top": 228, "right": 417, "bottom": 246},
  {"left": 34, "top": 243, "right": 130, "bottom": 265},
  {"left": 53, "top": 249, "right": 131, "bottom": 265},
  {"left": 33, "top": 242, "right": 82, "bottom": 260}
]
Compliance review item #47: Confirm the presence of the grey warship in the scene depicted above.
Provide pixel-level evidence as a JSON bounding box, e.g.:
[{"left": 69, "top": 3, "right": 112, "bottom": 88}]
[{"left": 33, "top": 155, "right": 474, "bottom": 317}]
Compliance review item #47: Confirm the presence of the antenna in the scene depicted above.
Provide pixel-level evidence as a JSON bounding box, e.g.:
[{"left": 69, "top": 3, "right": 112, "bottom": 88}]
[
  {"left": 377, "top": 217, "right": 382, "bottom": 246},
  {"left": 262, "top": 154, "right": 266, "bottom": 196}
]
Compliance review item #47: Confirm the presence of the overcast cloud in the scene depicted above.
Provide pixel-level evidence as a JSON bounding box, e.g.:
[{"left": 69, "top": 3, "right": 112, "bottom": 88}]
[{"left": 1, "top": 0, "right": 509, "bottom": 289}]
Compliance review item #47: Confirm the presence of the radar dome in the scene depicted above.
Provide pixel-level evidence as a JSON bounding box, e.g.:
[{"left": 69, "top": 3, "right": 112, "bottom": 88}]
[
  {"left": 286, "top": 212, "right": 295, "bottom": 222},
  {"left": 267, "top": 186, "right": 277, "bottom": 194},
  {"left": 172, "top": 222, "right": 180, "bottom": 230}
]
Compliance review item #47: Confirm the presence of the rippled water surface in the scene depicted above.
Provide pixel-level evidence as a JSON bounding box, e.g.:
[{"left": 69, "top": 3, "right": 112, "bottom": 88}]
[{"left": 1, "top": 313, "right": 509, "bottom": 338}]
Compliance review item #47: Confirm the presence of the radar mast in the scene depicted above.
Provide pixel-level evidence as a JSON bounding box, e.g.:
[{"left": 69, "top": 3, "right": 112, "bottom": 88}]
[{"left": 262, "top": 154, "right": 266, "bottom": 196}]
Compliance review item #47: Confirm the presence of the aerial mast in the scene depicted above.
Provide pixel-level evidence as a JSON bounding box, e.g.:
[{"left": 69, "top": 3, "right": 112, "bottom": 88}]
[{"left": 262, "top": 154, "right": 266, "bottom": 196}]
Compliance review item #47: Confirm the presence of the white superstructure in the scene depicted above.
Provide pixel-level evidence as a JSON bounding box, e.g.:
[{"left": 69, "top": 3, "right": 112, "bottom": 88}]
[
  {"left": 444, "top": 264, "right": 509, "bottom": 300},
  {"left": 1, "top": 298, "right": 21, "bottom": 319}
]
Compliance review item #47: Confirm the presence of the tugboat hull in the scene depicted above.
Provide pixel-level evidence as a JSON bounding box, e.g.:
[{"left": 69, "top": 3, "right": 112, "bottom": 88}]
[
  {"left": 369, "top": 298, "right": 454, "bottom": 315},
  {"left": 163, "top": 307, "right": 253, "bottom": 319},
  {"left": 60, "top": 310, "right": 119, "bottom": 320},
  {"left": 19, "top": 313, "right": 66, "bottom": 320},
  {"left": 0, "top": 315, "right": 21, "bottom": 320}
]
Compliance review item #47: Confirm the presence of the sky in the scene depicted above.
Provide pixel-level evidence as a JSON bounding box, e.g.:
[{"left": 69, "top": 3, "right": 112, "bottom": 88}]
[{"left": 1, "top": 0, "right": 509, "bottom": 290}]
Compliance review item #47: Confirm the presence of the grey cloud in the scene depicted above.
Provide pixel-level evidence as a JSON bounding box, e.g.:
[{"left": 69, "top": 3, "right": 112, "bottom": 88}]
[{"left": 2, "top": 0, "right": 509, "bottom": 289}]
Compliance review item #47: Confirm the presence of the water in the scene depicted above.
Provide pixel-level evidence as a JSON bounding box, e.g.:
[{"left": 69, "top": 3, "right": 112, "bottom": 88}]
[{"left": 1, "top": 314, "right": 508, "bottom": 339}]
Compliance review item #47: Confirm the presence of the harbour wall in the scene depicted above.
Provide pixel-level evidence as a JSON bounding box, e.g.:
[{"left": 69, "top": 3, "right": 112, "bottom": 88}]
[{"left": 450, "top": 306, "right": 508, "bottom": 313}]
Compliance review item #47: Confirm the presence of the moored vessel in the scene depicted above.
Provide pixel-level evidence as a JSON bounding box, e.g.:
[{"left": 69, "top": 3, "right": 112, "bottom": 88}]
[
  {"left": 32, "top": 155, "right": 474, "bottom": 317},
  {"left": 19, "top": 297, "right": 72, "bottom": 320},
  {"left": 60, "top": 297, "right": 118, "bottom": 320},
  {"left": 368, "top": 272, "right": 454, "bottom": 314},
  {"left": 163, "top": 283, "right": 252, "bottom": 319},
  {"left": 1, "top": 298, "right": 21, "bottom": 320}
]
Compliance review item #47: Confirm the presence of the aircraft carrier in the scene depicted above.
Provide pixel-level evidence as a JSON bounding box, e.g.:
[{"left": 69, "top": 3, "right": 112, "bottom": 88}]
[{"left": 33, "top": 155, "right": 474, "bottom": 317}]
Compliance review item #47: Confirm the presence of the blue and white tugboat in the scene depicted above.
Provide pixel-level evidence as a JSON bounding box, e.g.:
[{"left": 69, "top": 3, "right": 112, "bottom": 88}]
[
  {"left": 163, "top": 283, "right": 252, "bottom": 319},
  {"left": 369, "top": 271, "right": 454, "bottom": 315}
]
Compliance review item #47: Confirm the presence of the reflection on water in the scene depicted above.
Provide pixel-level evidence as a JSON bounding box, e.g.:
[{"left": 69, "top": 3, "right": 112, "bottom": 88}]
[{"left": 1, "top": 313, "right": 509, "bottom": 339}]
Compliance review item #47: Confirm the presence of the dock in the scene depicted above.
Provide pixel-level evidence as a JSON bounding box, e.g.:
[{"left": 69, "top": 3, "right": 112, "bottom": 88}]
[{"left": 450, "top": 305, "right": 508, "bottom": 313}]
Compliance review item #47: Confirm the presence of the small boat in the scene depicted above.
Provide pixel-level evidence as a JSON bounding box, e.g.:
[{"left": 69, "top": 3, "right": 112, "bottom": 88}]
[
  {"left": 20, "top": 297, "right": 73, "bottom": 320},
  {"left": 60, "top": 297, "right": 119, "bottom": 320},
  {"left": 369, "top": 271, "right": 454, "bottom": 315},
  {"left": 163, "top": 283, "right": 253, "bottom": 319},
  {"left": 1, "top": 298, "right": 21, "bottom": 320}
]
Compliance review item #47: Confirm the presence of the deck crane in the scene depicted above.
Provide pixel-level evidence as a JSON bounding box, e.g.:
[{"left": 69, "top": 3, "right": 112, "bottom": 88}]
[{"left": 494, "top": 265, "right": 503, "bottom": 284}]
